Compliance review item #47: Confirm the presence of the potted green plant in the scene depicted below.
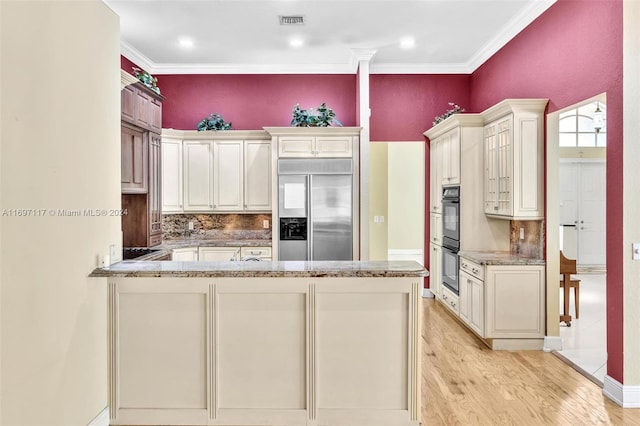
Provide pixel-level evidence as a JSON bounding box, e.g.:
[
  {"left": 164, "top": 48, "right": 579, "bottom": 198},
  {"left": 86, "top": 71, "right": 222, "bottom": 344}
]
[
  {"left": 291, "top": 102, "right": 342, "bottom": 127},
  {"left": 132, "top": 67, "right": 160, "bottom": 95},
  {"left": 197, "top": 113, "right": 232, "bottom": 131}
]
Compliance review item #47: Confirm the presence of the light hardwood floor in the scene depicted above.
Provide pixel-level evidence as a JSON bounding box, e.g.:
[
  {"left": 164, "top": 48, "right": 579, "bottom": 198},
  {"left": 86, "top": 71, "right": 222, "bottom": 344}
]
[{"left": 421, "top": 298, "right": 640, "bottom": 425}]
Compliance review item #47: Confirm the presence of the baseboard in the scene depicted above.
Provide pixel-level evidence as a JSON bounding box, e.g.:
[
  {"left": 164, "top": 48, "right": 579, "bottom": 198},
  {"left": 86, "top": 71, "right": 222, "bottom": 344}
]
[
  {"left": 422, "top": 288, "right": 434, "bottom": 298},
  {"left": 603, "top": 375, "right": 640, "bottom": 407},
  {"left": 87, "top": 406, "right": 109, "bottom": 426},
  {"left": 543, "top": 336, "right": 563, "bottom": 352},
  {"left": 387, "top": 249, "right": 424, "bottom": 265}
]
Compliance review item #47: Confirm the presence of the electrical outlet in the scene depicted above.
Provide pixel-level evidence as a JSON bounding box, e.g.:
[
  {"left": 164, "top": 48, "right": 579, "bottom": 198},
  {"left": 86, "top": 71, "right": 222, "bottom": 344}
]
[
  {"left": 519, "top": 228, "right": 525, "bottom": 240},
  {"left": 379, "top": 215, "right": 385, "bottom": 223},
  {"left": 188, "top": 221, "right": 194, "bottom": 231},
  {"left": 263, "top": 220, "right": 270, "bottom": 229}
]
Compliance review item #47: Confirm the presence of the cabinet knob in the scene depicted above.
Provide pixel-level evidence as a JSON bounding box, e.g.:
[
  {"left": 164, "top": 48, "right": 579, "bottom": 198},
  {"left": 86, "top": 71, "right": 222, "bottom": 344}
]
[{"left": 494, "top": 206, "right": 499, "bottom": 210}]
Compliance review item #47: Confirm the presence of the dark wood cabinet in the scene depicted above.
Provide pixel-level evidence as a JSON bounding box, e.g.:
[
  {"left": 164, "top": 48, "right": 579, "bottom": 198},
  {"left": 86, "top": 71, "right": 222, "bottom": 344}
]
[
  {"left": 121, "top": 124, "right": 148, "bottom": 194},
  {"left": 121, "top": 81, "right": 164, "bottom": 247},
  {"left": 148, "top": 133, "right": 162, "bottom": 246}
]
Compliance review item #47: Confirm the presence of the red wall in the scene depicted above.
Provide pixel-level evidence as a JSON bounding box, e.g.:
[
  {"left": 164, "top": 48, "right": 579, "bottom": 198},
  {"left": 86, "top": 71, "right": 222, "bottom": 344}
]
[
  {"left": 120, "top": 55, "right": 139, "bottom": 75},
  {"left": 470, "top": 0, "right": 623, "bottom": 382},
  {"left": 370, "top": 74, "right": 471, "bottom": 141},
  {"left": 157, "top": 74, "right": 357, "bottom": 130}
]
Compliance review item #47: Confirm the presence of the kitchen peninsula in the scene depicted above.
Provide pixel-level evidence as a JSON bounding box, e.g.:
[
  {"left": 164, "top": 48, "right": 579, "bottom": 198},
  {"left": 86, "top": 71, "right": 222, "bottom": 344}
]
[{"left": 90, "top": 260, "right": 426, "bottom": 426}]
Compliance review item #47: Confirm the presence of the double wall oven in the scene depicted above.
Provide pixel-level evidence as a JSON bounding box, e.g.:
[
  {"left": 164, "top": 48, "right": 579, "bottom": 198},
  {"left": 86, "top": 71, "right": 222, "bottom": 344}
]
[{"left": 441, "top": 186, "right": 460, "bottom": 294}]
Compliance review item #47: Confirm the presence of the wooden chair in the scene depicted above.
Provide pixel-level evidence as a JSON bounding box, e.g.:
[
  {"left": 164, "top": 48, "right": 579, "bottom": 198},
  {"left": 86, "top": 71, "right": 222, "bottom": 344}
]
[{"left": 560, "top": 251, "right": 581, "bottom": 326}]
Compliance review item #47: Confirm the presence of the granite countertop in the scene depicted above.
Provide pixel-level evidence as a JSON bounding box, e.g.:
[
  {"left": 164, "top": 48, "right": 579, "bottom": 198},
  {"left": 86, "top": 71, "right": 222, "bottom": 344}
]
[
  {"left": 132, "top": 239, "right": 273, "bottom": 261},
  {"left": 458, "top": 251, "right": 546, "bottom": 266},
  {"left": 90, "top": 260, "right": 428, "bottom": 278}
]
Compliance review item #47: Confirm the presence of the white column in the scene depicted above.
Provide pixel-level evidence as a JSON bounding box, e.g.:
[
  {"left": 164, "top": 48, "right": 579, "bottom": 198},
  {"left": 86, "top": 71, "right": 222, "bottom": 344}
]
[{"left": 353, "top": 49, "right": 376, "bottom": 260}]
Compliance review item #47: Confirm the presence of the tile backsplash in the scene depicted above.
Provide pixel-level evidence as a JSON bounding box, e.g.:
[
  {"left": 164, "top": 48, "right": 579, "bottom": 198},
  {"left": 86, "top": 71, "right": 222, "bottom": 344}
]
[
  {"left": 510, "top": 220, "right": 544, "bottom": 259},
  {"left": 163, "top": 214, "right": 272, "bottom": 241}
]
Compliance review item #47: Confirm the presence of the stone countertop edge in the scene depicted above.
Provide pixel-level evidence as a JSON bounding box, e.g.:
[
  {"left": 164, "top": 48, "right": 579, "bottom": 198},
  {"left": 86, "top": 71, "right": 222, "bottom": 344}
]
[
  {"left": 159, "top": 239, "right": 272, "bottom": 249},
  {"left": 89, "top": 260, "right": 429, "bottom": 278},
  {"left": 458, "top": 250, "right": 546, "bottom": 266}
]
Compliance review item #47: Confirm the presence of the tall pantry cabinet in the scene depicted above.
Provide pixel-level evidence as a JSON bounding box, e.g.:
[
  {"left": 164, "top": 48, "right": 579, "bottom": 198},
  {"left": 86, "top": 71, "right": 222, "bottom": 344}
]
[
  {"left": 425, "top": 114, "right": 511, "bottom": 297},
  {"left": 121, "top": 75, "right": 164, "bottom": 248}
]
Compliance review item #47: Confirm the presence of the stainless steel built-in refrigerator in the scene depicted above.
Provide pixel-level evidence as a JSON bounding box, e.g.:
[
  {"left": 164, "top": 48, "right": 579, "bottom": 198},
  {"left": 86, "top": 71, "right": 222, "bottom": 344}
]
[{"left": 278, "top": 159, "right": 353, "bottom": 261}]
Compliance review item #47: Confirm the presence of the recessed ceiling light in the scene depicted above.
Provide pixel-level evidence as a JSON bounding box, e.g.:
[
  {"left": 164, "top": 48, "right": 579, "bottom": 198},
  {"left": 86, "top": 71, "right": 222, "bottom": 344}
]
[
  {"left": 179, "top": 38, "right": 194, "bottom": 48},
  {"left": 289, "top": 38, "right": 304, "bottom": 48},
  {"left": 400, "top": 37, "right": 415, "bottom": 50}
]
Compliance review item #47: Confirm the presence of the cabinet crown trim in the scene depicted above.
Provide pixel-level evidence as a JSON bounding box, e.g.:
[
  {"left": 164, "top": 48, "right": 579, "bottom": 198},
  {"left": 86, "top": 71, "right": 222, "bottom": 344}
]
[
  {"left": 263, "top": 126, "right": 362, "bottom": 137},
  {"left": 162, "top": 129, "right": 271, "bottom": 140},
  {"left": 424, "top": 114, "right": 484, "bottom": 139},
  {"left": 480, "top": 98, "right": 548, "bottom": 123}
]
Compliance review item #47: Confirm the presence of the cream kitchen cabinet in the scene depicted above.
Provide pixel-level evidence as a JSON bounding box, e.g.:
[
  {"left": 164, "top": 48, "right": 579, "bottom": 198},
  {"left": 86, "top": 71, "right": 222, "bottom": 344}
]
[
  {"left": 213, "top": 140, "right": 243, "bottom": 211},
  {"left": 183, "top": 140, "right": 214, "bottom": 211},
  {"left": 162, "top": 130, "right": 272, "bottom": 213},
  {"left": 482, "top": 99, "right": 547, "bottom": 220},
  {"left": 243, "top": 140, "right": 272, "bottom": 211},
  {"left": 172, "top": 247, "right": 198, "bottom": 261},
  {"left": 198, "top": 246, "right": 240, "bottom": 261},
  {"left": 459, "top": 269, "right": 484, "bottom": 337},
  {"left": 484, "top": 265, "right": 545, "bottom": 340},
  {"left": 456, "top": 253, "right": 545, "bottom": 350},
  {"left": 212, "top": 138, "right": 272, "bottom": 211},
  {"left": 438, "top": 127, "right": 460, "bottom": 186},
  {"left": 161, "top": 136, "right": 183, "bottom": 213},
  {"left": 277, "top": 135, "right": 353, "bottom": 158},
  {"left": 429, "top": 243, "right": 442, "bottom": 298},
  {"left": 430, "top": 213, "right": 442, "bottom": 246},
  {"left": 264, "top": 127, "right": 360, "bottom": 160},
  {"left": 440, "top": 285, "right": 459, "bottom": 316},
  {"left": 240, "top": 246, "right": 272, "bottom": 260},
  {"left": 429, "top": 137, "right": 442, "bottom": 213}
]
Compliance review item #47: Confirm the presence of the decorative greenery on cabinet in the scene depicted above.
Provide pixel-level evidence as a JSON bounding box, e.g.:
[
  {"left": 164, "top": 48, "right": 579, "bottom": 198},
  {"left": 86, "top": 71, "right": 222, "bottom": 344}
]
[
  {"left": 197, "top": 113, "right": 233, "bottom": 131},
  {"left": 290, "top": 102, "right": 342, "bottom": 127}
]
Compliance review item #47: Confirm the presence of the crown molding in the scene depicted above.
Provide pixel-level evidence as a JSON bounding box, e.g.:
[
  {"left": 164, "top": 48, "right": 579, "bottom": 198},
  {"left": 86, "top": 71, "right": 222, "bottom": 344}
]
[
  {"left": 370, "top": 62, "right": 472, "bottom": 74},
  {"left": 120, "top": 40, "right": 155, "bottom": 73},
  {"left": 151, "top": 62, "right": 356, "bottom": 75},
  {"left": 466, "top": 0, "right": 556, "bottom": 71}
]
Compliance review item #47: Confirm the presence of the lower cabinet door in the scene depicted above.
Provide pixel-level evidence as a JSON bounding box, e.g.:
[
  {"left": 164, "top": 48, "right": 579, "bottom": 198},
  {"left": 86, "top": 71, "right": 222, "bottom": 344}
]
[
  {"left": 459, "top": 270, "right": 484, "bottom": 337},
  {"left": 198, "top": 247, "right": 239, "bottom": 261},
  {"left": 485, "top": 265, "right": 544, "bottom": 338}
]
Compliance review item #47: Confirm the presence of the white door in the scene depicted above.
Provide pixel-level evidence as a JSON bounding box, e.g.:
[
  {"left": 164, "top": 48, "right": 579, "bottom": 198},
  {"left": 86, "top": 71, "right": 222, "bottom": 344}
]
[
  {"left": 559, "top": 162, "right": 578, "bottom": 259},
  {"left": 578, "top": 162, "right": 606, "bottom": 265},
  {"left": 558, "top": 161, "right": 606, "bottom": 266}
]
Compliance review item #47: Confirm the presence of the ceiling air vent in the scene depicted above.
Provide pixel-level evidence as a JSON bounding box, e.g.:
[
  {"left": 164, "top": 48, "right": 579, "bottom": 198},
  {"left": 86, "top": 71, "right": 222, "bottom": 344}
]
[{"left": 279, "top": 15, "right": 305, "bottom": 25}]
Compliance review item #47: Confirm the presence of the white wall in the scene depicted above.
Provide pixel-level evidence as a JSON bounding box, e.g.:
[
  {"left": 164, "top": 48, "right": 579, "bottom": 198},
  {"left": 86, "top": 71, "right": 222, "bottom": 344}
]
[{"left": 0, "top": 1, "right": 121, "bottom": 424}]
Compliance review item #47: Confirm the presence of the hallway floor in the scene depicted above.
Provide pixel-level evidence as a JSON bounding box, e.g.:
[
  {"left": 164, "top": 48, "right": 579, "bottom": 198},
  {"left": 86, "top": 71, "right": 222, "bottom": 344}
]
[{"left": 556, "top": 272, "right": 607, "bottom": 385}]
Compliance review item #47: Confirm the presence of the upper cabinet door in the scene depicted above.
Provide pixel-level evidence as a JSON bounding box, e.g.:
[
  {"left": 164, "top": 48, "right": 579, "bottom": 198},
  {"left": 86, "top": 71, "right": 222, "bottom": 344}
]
[
  {"left": 121, "top": 85, "right": 136, "bottom": 123},
  {"left": 162, "top": 138, "right": 183, "bottom": 213},
  {"left": 315, "top": 136, "right": 353, "bottom": 157},
  {"left": 149, "top": 99, "right": 162, "bottom": 134},
  {"left": 121, "top": 125, "right": 148, "bottom": 194},
  {"left": 183, "top": 141, "right": 214, "bottom": 211},
  {"left": 441, "top": 128, "right": 461, "bottom": 186},
  {"left": 278, "top": 137, "right": 315, "bottom": 157},
  {"left": 244, "top": 140, "right": 272, "bottom": 211},
  {"left": 213, "top": 140, "right": 244, "bottom": 211},
  {"left": 483, "top": 100, "right": 545, "bottom": 220}
]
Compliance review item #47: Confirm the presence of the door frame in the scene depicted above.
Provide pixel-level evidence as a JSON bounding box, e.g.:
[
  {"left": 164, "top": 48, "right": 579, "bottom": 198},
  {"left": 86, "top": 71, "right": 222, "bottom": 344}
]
[{"left": 545, "top": 92, "right": 606, "bottom": 340}]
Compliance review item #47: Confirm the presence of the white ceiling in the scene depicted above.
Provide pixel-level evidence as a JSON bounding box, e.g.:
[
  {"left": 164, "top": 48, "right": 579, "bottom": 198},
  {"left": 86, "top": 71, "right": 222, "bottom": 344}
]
[{"left": 103, "top": 0, "right": 556, "bottom": 75}]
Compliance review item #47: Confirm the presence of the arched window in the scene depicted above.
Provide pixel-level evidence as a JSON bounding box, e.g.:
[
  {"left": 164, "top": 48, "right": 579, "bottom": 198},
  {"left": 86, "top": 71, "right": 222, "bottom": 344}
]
[{"left": 559, "top": 101, "right": 606, "bottom": 147}]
